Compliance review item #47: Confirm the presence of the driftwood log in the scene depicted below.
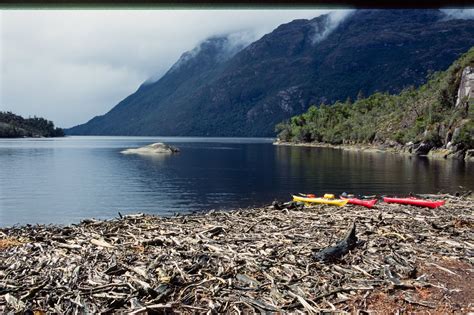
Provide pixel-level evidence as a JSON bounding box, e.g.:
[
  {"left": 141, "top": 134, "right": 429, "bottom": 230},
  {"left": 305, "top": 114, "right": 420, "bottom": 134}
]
[{"left": 313, "top": 222, "right": 358, "bottom": 262}]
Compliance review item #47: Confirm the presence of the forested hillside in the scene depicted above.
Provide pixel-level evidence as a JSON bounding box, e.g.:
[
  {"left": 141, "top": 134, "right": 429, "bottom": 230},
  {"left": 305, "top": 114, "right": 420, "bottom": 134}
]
[
  {"left": 276, "top": 47, "right": 474, "bottom": 159},
  {"left": 0, "top": 112, "right": 65, "bottom": 138}
]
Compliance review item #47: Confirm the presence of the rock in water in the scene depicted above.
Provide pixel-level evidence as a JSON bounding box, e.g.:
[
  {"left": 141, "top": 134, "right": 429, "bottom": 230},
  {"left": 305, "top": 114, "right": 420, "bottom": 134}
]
[
  {"left": 121, "top": 143, "right": 179, "bottom": 155},
  {"left": 414, "top": 142, "right": 433, "bottom": 156},
  {"left": 465, "top": 149, "right": 474, "bottom": 162}
]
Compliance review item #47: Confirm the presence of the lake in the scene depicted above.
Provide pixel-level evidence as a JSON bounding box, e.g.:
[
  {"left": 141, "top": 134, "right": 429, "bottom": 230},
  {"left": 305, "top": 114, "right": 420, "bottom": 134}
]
[{"left": 0, "top": 136, "right": 473, "bottom": 226}]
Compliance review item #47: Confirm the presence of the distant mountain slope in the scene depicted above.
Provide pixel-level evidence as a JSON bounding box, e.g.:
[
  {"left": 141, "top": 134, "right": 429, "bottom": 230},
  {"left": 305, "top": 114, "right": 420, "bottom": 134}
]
[
  {"left": 276, "top": 47, "right": 474, "bottom": 160},
  {"left": 68, "top": 9, "right": 474, "bottom": 137},
  {"left": 0, "top": 111, "right": 64, "bottom": 138}
]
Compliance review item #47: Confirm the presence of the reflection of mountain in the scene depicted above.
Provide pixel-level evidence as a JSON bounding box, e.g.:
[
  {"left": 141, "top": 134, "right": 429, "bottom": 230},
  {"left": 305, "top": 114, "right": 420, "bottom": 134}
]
[
  {"left": 68, "top": 9, "right": 474, "bottom": 137},
  {"left": 120, "top": 143, "right": 271, "bottom": 213}
]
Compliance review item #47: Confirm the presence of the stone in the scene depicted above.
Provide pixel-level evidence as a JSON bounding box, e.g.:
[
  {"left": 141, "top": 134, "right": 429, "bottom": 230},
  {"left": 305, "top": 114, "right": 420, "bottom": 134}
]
[
  {"left": 452, "top": 127, "right": 461, "bottom": 142},
  {"left": 403, "top": 142, "right": 415, "bottom": 153},
  {"left": 385, "top": 140, "right": 400, "bottom": 148},
  {"left": 428, "top": 148, "right": 454, "bottom": 159},
  {"left": 439, "top": 124, "right": 447, "bottom": 143},
  {"left": 465, "top": 149, "right": 474, "bottom": 162},
  {"left": 445, "top": 131, "right": 453, "bottom": 146},
  {"left": 455, "top": 66, "right": 474, "bottom": 108},
  {"left": 414, "top": 141, "right": 433, "bottom": 156},
  {"left": 121, "top": 143, "right": 180, "bottom": 155},
  {"left": 453, "top": 149, "right": 467, "bottom": 160}
]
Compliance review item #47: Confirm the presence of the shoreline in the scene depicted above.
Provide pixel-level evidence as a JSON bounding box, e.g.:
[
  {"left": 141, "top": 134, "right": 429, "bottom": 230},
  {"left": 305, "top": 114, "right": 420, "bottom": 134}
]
[
  {"left": 1, "top": 197, "right": 473, "bottom": 313},
  {"left": 274, "top": 141, "right": 474, "bottom": 162},
  {"left": 274, "top": 140, "right": 399, "bottom": 154}
]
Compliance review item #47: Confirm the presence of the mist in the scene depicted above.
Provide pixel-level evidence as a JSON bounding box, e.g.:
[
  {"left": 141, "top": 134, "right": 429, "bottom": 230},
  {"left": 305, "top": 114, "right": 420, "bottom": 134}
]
[
  {"left": 311, "top": 10, "right": 354, "bottom": 44},
  {"left": 441, "top": 8, "right": 474, "bottom": 20}
]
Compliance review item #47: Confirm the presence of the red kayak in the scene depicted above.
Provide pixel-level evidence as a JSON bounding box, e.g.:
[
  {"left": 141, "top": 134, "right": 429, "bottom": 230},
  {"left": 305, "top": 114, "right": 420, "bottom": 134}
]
[
  {"left": 383, "top": 197, "right": 445, "bottom": 208},
  {"left": 341, "top": 197, "right": 377, "bottom": 208}
]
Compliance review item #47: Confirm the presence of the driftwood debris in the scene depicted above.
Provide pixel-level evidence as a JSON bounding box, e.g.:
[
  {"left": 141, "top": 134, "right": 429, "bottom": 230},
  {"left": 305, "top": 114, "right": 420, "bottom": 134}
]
[
  {"left": 314, "top": 222, "right": 358, "bottom": 262},
  {"left": 1, "top": 196, "right": 473, "bottom": 313}
]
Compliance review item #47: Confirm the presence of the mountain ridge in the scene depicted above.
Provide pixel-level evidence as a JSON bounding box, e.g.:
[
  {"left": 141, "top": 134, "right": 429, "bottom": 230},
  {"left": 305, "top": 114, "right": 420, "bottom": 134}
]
[{"left": 68, "top": 9, "right": 474, "bottom": 137}]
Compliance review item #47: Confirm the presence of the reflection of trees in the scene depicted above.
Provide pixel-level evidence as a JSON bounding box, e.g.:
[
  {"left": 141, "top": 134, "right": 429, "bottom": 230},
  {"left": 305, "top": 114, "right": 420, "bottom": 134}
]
[
  {"left": 274, "top": 146, "right": 471, "bottom": 195},
  {"left": 413, "top": 158, "right": 471, "bottom": 193}
]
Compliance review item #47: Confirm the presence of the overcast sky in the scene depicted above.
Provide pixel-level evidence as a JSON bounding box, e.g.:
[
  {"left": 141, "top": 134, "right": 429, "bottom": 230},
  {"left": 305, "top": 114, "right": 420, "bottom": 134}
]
[{"left": 0, "top": 9, "right": 351, "bottom": 128}]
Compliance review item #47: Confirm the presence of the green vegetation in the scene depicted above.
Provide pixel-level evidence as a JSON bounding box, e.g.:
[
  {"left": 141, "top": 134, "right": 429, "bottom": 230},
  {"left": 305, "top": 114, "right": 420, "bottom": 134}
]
[
  {"left": 276, "top": 47, "right": 474, "bottom": 151},
  {"left": 0, "top": 111, "right": 65, "bottom": 138}
]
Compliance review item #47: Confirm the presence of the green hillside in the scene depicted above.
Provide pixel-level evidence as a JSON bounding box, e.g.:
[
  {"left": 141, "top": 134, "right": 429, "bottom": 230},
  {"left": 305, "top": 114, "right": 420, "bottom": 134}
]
[
  {"left": 276, "top": 47, "right": 474, "bottom": 157},
  {"left": 0, "top": 111, "right": 65, "bottom": 138}
]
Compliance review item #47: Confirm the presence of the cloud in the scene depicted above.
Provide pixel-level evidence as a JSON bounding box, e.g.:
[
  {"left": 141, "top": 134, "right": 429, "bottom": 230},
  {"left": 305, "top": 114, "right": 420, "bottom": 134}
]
[
  {"left": 0, "top": 9, "right": 343, "bottom": 128},
  {"left": 311, "top": 10, "right": 354, "bottom": 44},
  {"left": 441, "top": 8, "right": 474, "bottom": 20},
  {"left": 160, "top": 30, "right": 257, "bottom": 81}
]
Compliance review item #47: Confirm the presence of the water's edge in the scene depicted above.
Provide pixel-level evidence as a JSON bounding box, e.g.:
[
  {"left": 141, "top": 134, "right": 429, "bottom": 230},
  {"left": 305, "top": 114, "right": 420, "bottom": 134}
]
[{"left": 274, "top": 141, "right": 474, "bottom": 162}]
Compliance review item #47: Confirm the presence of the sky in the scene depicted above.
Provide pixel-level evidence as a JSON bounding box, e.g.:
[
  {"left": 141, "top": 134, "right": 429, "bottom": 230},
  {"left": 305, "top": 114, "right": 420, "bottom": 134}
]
[{"left": 0, "top": 9, "right": 351, "bottom": 128}]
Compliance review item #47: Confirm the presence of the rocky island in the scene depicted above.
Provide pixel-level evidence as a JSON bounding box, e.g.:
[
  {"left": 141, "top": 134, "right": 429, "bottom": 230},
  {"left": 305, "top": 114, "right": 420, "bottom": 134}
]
[
  {"left": 0, "top": 111, "right": 64, "bottom": 138},
  {"left": 121, "top": 143, "right": 179, "bottom": 155}
]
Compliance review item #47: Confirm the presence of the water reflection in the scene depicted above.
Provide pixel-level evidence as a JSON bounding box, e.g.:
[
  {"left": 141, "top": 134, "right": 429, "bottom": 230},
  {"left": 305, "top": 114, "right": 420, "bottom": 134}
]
[
  {"left": 0, "top": 137, "right": 472, "bottom": 226},
  {"left": 274, "top": 145, "right": 472, "bottom": 195}
]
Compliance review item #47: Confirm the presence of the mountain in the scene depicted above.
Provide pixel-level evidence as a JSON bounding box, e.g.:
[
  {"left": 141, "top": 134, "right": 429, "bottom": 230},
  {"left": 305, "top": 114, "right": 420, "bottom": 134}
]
[
  {"left": 0, "top": 111, "right": 65, "bottom": 138},
  {"left": 276, "top": 47, "right": 474, "bottom": 160},
  {"left": 68, "top": 9, "right": 474, "bottom": 137}
]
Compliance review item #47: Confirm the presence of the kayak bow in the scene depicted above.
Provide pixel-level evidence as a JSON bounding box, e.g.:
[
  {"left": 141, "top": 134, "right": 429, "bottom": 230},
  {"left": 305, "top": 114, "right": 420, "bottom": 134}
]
[
  {"left": 292, "top": 195, "right": 348, "bottom": 207},
  {"left": 341, "top": 197, "right": 377, "bottom": 208},
  {"left": 383, "top": 197, "right": 445, "bottom": 208}
]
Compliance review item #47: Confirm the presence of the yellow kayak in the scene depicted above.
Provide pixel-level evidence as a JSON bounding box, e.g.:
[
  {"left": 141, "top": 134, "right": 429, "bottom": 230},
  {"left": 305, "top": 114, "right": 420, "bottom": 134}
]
[{"left": 292, "top": 195, "right": 348, "bottom": 207}]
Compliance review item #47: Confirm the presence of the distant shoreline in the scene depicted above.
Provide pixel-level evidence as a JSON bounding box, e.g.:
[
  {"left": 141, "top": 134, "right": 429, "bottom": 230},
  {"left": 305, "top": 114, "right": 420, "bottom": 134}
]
[
  {"left": 274, "top": 140, "right": 399, "bottom": 154},
  {"left": 0, "top": 135, "right": 65, "bottom": 139},
  {"left": 0, "top": 112, "right": 65, "bottom": 138},
  {"left": 273, "top": 140, "right": 474, "bottom": 162}
]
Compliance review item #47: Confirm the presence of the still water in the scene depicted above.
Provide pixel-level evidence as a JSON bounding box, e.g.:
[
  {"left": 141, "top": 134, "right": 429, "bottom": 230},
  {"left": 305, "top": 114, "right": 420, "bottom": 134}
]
[{"left": 0, "top": 136, "right": 472, "bottom": 226}]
